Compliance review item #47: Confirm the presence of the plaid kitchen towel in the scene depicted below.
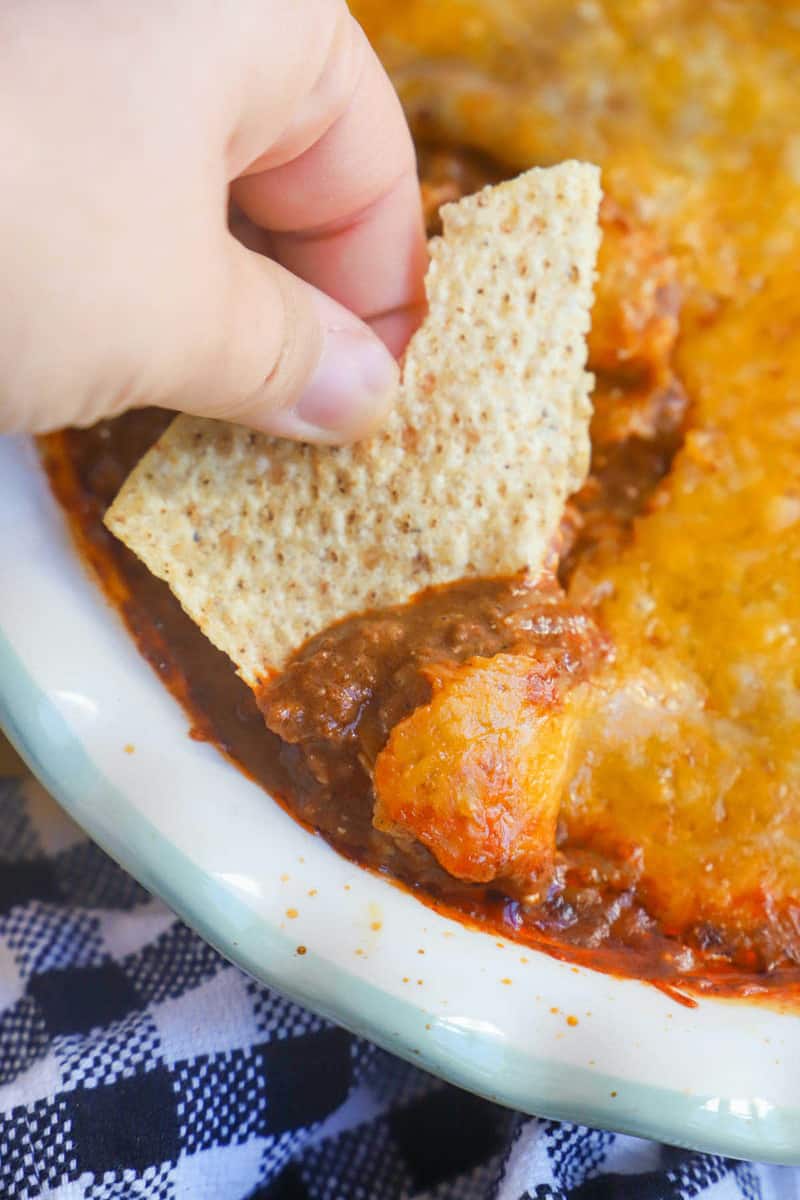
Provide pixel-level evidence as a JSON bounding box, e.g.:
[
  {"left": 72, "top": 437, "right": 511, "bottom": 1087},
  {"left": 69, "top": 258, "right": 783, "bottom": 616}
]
[{"left": 0, "top": 773, "right": 795, "bottom": 1200}]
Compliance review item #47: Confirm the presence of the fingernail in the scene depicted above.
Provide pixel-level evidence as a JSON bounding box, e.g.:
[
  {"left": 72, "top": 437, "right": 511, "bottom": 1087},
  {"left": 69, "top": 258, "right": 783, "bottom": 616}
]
[{"left": 293, "top": 326, "right": 399, "bottom": 443}]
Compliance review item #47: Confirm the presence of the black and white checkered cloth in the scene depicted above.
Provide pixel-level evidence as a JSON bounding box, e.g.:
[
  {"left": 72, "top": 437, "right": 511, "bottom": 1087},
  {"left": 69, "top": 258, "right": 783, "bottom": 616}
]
[{"left": 0, "top": 773, "right": 793, "bottom": 1199}]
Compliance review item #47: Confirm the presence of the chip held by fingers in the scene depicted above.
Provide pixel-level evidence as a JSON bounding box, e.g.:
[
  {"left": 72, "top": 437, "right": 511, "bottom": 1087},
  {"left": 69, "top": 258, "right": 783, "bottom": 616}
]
[{"left": 105, "top": 161, "right": 602, "bottom": 687}]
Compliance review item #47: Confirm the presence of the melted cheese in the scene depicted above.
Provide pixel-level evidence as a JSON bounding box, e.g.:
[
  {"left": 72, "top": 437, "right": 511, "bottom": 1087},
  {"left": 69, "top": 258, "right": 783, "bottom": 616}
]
[{"left": 355, "top": 0, "right": 800, "bottom": 940}]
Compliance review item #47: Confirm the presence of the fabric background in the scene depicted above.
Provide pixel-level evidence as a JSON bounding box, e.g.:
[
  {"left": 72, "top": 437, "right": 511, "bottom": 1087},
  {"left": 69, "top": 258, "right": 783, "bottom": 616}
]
[{"left": 0, "top": 772, "right": 795, "bottom": 1200}]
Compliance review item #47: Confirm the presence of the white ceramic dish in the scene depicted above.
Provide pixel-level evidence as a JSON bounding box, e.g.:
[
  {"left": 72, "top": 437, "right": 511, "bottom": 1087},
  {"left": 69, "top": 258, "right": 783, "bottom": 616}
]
[{"left": 1, "top": 434, "right": 798, "bottom": 1163}]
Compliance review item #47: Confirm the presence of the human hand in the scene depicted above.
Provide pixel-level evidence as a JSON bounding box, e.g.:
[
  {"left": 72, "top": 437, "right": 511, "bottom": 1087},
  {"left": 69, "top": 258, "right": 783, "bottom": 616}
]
[{"left": 0, "top": 0, "right": 426, "bottom": 442}]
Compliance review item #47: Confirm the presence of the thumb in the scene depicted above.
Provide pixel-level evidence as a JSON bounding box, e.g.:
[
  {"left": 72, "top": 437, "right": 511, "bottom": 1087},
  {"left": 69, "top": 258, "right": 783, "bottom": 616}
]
[{"left": 178, "top": 239, "right": 400, "bottom": 444}]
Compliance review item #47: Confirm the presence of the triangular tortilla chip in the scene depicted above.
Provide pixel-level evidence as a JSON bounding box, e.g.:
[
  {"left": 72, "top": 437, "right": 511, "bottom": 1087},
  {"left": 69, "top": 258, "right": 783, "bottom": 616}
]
[{"left": 105, "top": 162, "right": 601, "bottom": 684}]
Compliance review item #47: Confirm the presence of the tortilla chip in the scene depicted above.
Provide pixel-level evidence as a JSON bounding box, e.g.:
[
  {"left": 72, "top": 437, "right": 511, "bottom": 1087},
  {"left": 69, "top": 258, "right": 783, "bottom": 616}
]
[{"left": 105, "top": 162, "right": 601, "bottom": 684}]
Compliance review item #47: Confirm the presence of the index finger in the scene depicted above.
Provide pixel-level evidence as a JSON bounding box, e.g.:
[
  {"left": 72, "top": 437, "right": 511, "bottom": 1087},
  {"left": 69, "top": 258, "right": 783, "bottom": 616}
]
[{"left": 231, "top": 17, "right": 427, "bottom": 356}]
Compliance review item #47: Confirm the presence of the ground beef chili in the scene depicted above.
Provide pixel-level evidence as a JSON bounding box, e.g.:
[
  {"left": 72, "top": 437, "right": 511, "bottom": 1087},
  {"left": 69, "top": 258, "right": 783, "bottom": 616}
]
[
  {"left": 260, "top": 575, "right": 603, "bottom": 793},
  {"left": 38, "top": 146, "right": 800, "bottom": 999}
]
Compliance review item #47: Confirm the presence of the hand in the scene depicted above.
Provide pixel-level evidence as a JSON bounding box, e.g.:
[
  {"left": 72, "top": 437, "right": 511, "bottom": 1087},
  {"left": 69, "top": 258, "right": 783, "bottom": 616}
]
[{"left": 0, "top": 0, "right": 426, "bottom": 442}]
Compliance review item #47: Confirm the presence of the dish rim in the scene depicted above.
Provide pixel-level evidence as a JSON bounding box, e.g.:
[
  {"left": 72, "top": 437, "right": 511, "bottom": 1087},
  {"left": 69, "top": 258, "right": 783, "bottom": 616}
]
[{"left": 1, "top": 433, "right": 798, "bottom": 1165}]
